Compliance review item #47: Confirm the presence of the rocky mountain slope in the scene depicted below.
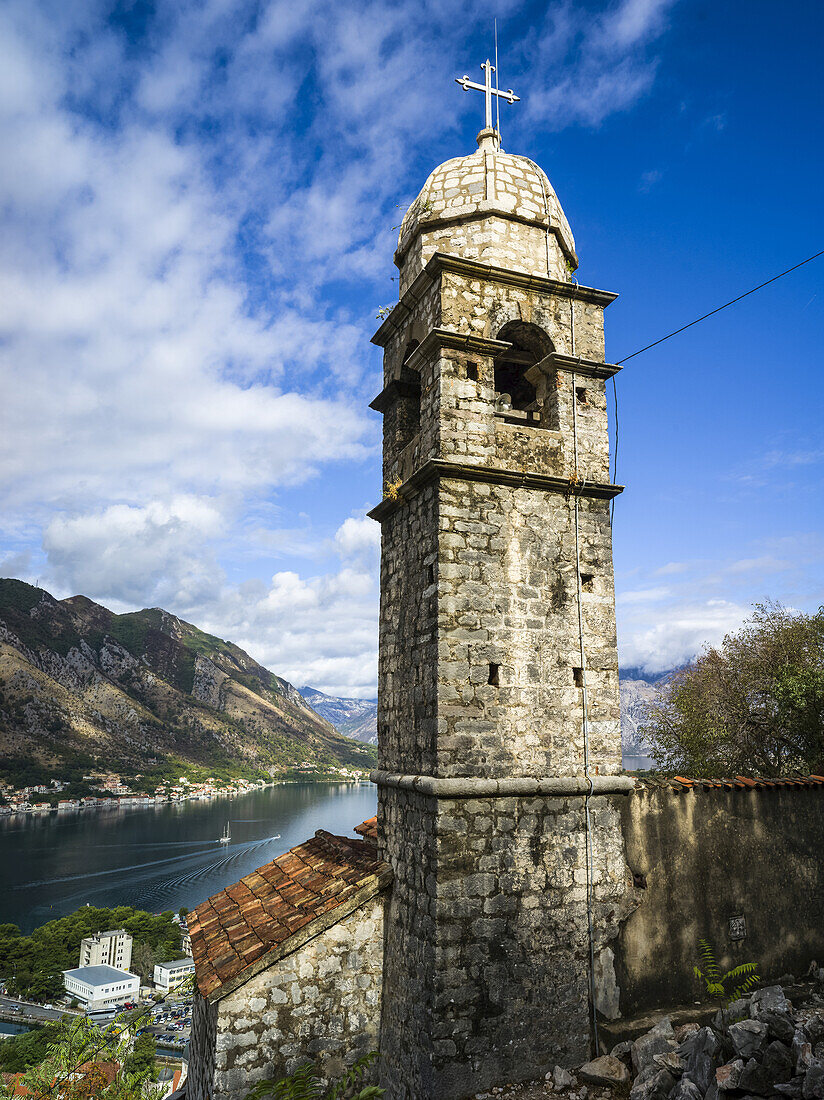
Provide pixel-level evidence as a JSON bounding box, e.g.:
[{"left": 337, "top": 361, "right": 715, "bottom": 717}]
[
  {"left": 619, "top": 668, "right": 678, "bottom": 761},
  {"left": 0, "top": 579, "right": 375, "bottom": 778},
  {"left": 299, "top": 687, "right": 378, "bottom": 744}
]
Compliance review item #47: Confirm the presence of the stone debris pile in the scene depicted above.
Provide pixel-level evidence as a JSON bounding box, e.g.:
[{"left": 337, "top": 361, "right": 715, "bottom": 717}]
[
  {"left": 617, "top": 986, "right": 824, "bottom": 1100},
  {"left": 473, "top": 983, "right": 824, "bottom": 1100}
]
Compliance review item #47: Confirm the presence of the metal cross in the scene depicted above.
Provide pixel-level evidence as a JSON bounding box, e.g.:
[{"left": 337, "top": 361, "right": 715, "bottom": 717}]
[{"left": 455, "top": 59, "right": 520, "bottom": 132}]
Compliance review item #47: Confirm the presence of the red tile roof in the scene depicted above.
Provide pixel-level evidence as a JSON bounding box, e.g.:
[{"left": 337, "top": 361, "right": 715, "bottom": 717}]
[
  {"left": 635, "top": 774, "right": 824, "bottom": 791},
  {"left": 354, "top": 816, "right": 377, "bottom": 841},
  {"left": 189, "top": 826, "right": 390, "bottom": 999}
]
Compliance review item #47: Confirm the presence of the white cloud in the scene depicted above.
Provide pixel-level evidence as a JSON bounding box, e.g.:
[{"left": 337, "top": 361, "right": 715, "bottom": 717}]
[
  {"left": 0, "top": 0, "right": 682, "bottom": 695},
  {"left": 617, "top": 535, "right": 824, "bottom": 674},
  {"left": 617, "top": 586, "right": 671, "bottom": 605},
  {"left": 43, "top": 498, "right": 225, "bottom": 607},
  {"left": 525, "top": 0, "right": 678, "bottom": 129},
  {"left": 618, "top": 598, "right": 748, "bottom": 673}
]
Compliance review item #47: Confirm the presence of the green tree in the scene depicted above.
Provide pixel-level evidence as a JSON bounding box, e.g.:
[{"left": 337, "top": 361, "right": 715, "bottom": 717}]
[
  {"left": 0, "top": 1015, "right": 163, "bottom": 1099},
  {"left": 0, "top": 1024, "right": 61, "bottom": 1073},
  {"left": 130, "top": 942, "right": 158, "bottom": 983},
  {"left": 640, "top": 602, "right": 824, "bottom": 777},
  {"left": 123, "top": 1033, "right": 157, "bottom": 1081}
]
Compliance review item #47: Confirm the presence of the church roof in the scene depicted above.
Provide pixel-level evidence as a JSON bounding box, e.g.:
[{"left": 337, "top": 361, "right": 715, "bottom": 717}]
[
  {"left": 396, "top": 141, "right": 576, "bottom": 267},
  {"left": 188, "top": 825, "right": 390, "bottom": 1000}
]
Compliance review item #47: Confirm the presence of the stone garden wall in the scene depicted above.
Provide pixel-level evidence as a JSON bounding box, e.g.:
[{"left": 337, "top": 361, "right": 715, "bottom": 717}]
[{"left": 616, "top": 784, "right": 824, "bottom": 1015}]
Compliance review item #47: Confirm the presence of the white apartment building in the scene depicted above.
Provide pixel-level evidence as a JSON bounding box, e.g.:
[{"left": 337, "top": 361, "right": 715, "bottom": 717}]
[
  {"left": 79, "top": 929, "right": 133, "bottom": 970},
  {"left": 62, "top": 965, "right": 140, "bottom": 1011},
  {"left": 153, "top": 958, "right": 195, "bottom": 991}
]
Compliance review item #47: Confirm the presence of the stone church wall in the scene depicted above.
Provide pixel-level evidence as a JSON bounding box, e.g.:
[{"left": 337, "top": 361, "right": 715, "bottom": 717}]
[
  {"left": 616, "top": 784, "right": 824, "bottom": 1014},
  {"left": 189, "top": 896, "right": 385, "bottom": 1100}
]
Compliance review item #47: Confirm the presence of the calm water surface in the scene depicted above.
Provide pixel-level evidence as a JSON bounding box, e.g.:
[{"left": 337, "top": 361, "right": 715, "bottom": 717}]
[{"left": 1, "top": 783, "right": 377, "bottom": 933}]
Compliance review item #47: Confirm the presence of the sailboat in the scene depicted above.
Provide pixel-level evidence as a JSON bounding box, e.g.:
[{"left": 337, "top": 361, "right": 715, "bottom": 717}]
[{"left": 218, "top": 821, "right": 231, "bottom": 844}]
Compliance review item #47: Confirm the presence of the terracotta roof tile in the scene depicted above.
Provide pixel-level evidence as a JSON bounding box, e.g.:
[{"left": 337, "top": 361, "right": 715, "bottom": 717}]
[
  {"left": 355, "top": 816, "right": 378, "bottom": 841},
  {"left": 191, "top": 826, "right": 390, "bottom": 998},
  {"left": 635, "top": 773, "right": 824, "bottom": 791}
]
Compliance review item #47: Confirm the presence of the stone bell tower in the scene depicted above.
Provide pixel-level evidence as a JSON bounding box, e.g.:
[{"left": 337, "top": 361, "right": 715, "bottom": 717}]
[{"left": 368, "top": 110, "right": 636, "bottom": 1100}]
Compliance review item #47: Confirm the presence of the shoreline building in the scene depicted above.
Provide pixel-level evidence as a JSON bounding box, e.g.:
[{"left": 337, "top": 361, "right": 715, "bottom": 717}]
[
  {"left": 62, "top": 965, "right": 140, "bottom": 1013},
  {"left": 79, "top": 929, "right": 133, "bottom": 971},
  {"left": 154, "top": 958, "right": 196, "bottom": 992}
]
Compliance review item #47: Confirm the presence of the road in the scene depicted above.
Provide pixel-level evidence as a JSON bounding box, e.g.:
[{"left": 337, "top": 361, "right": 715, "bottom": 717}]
[{"left": 0, "top": 996, "right": 74, "bottom": 1023}]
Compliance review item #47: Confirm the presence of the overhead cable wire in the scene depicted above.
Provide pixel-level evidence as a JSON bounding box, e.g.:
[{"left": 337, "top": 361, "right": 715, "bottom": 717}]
[
  {"left": 609, "top": 249, "right": 824, "bottom": 524},
  {"left": 616, "top": 249, "right": 824, "bottom": 365}
]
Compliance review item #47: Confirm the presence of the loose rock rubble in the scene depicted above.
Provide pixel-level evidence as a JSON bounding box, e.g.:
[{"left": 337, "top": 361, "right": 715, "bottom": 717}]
[{"left": 473, "top": 982, "right": 824, "bottom": 1100}]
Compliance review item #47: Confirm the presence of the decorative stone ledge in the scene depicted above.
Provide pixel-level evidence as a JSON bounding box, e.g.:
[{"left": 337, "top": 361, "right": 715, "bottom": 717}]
[
  {"left": 372, "top": 252, "right": 619, "bottom": 347},
  {"left": 368, "top": 457, "right": 624, "bottom": 521},
  {"left": 371, "top": 770, "right": 636, "bottom": 798}
]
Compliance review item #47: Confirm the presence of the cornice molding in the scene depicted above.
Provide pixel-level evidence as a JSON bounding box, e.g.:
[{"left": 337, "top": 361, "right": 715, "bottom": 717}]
[
  {"left": 368, "top": 457, "right": 623, "bottom": 521},
  {"left": 372, "top": 253, "right": 619, "bottom": 348},
  {"left": 371, "top": 770, "right": 635, "bottom": 798}
]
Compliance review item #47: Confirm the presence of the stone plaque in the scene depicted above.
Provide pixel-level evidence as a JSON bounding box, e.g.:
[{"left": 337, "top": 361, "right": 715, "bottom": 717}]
[{"left": 729, "top": 915, "right": 747, "bottom": 941}]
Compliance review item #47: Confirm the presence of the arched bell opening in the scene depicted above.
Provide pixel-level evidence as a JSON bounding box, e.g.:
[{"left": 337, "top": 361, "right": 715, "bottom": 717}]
[{"left": 493, "top": 322, "right": 554, "bottom": 415}]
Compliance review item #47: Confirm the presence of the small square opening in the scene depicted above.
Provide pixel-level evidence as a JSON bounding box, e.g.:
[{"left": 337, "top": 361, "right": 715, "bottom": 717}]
[
  {"left": 573, "top": 667, "right": 584, "bottom": 688},
  {"left": 466, "top": 362, "right": 479, "bottom": 382},
  {"left": 488, "top": 663, "right": 500, "bottom": 687},
  {"left": 580, "top": 573, "right": 594, "bottom": 593},
  {"left": 575, "top": 386, "right": 587, "bottom": 406}
]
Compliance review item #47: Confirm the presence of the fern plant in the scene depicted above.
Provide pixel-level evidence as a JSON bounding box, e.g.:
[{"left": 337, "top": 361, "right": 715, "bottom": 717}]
[
  {"left": 245, "top": 1052, "right": 383, "bottom": 1100},
  {"left": 694, "top": 938, "right": 759, "bottom": 1026}
]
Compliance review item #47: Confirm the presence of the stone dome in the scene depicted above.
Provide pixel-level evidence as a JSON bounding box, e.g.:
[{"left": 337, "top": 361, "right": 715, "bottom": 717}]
[{"left": 395, "top": 130, "right": 577, "bottom": 292}]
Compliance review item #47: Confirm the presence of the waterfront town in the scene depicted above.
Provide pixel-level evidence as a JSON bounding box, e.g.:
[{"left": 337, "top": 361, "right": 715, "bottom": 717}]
[{"left": 0, "top": 766, "right": 371, "bottom": 816}]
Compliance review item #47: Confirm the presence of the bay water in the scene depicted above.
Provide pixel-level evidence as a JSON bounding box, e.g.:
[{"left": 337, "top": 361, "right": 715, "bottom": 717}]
[{"left": 0, "top": 783, "right": 377, "bottom": 934}]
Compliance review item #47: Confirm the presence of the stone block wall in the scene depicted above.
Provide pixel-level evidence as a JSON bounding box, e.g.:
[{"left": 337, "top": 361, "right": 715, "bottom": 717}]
[
  {"left": 189, "top": 897, "right": 386, "bottom": 1100},
  {"left": 401, "top": 215, "right": 569, "bottom": 295},
  {"left": 377, "top": 480, "right": 439, "bottom": 776},
  {"left": 378, "top": 790, "right": 638, "bottom": 1099},
  {"left": 435, "top": 477, "right": 621, "bottom": 778},
  {"left": 616, "top": 785, "right": 824, "bottom": 1015}
]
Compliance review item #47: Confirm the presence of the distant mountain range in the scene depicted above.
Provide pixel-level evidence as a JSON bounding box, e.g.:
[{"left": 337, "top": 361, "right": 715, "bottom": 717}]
[
  {"left": 0, "top": 579, "right": 375, "bottom": 780},
  {"left": 299, "top": 687, "right": 378, "bottom": 744}
]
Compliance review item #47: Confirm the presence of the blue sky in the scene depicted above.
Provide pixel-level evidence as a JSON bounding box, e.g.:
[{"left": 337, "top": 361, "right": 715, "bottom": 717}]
[{"left": 0, "top": 0, "right": 822, "bottom": 696}]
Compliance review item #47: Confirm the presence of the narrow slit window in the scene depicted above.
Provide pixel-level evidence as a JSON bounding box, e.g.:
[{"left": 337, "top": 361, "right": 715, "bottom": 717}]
[
  {"left": 466, "top": 362, "right": 479, "bottom": 381},
  {"left": 427, "top": 564, "right": 435, "bottom": 586},
  {"left": 580, "top": 573, "right": 594, "bottom": 593},
  {"left": 575, "top": 387, "right": 587, "bottom": 406},
  {"left": 488, "top": 663, "right": 500, "bottom": 687},
  {"left": 573, "top": 667, "right": 584, "bottom": 688}
]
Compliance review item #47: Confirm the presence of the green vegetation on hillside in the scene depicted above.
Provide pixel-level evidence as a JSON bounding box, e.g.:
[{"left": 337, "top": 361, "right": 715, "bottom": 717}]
[
  {"left": 0, "top": 906, "right": 181, "bottom": 1001},
  {"left": 0, "top": 1023, "right": 60, "bottom": 1074},
  {"left": 639, "top": 602, "right": 824, "bottom": 776}
]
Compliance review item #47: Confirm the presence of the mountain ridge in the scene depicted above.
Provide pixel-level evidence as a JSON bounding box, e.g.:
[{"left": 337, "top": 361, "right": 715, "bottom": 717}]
[
  {"left": 0, "top": 578, "right": 374, "bottom": 780},
  {"left": 299, "top": 686, "right": 378, "bottom": 744}
]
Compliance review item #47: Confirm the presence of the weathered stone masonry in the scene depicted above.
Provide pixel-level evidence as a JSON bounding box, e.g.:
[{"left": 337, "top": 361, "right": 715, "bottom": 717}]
[
  {"left": 369, "top": 130, "right": 636, "bottom": 1099},
  {"left": 187, "top": 827, "right": 391, "bottom": 1100},
  {"left": 186, "top": 128, "right": 824, "bottom": 1100}
]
